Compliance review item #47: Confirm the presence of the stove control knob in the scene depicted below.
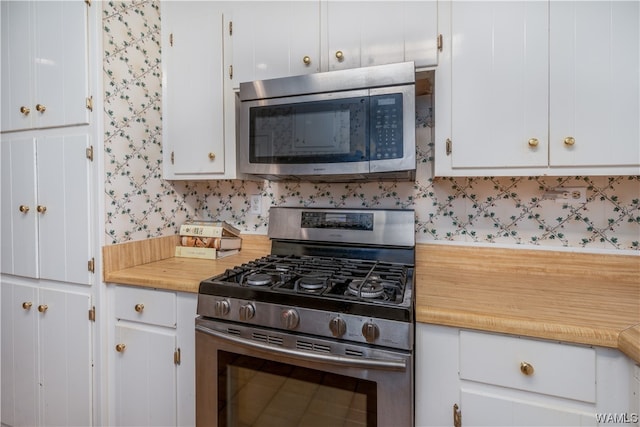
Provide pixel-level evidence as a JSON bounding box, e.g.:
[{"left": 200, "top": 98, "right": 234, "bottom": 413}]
[
  {"left": 329, "top": 317, "right": 347, "bottom": 337},
  {"left": 362, "top": 321, "right": 380, "bottom": 343},
  {"left": 214, "top": 299, "right": 230, "bottom": 317},
  {"left": 281, "top": 309, "right": 300, "bottom": 330},
  {"left": 239, "top": 303, "right": 255, "bottom": 321}
]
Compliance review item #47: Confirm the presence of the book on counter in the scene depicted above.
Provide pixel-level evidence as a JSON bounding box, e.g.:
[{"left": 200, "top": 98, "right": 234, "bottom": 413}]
[
  {"left": 179, "top": 220, "right": 240, "bottom": 238},
  {"left": 174, "top": 246, "right": 217, "bottom": 260},
  {"left": 180, "top": 236, "right": 242, "bottom": 250}
]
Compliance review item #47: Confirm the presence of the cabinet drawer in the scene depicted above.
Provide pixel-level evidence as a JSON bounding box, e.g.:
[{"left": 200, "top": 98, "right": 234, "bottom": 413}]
[
  {"left": 459, "top": 330, "right": 596, "bottom": 403},
  {"left": 114, "top": 286, "right": 176, "bottom": 327}
]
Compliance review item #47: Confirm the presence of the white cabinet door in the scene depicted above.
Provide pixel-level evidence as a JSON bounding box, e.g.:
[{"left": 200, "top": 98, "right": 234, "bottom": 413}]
[
  {"left": 1, "top": 136, "right": 39, "bottom": 278},
  {"left": 1, "top": 282, "right": 92, "bottom": 427},
  {"left": 161, "top": 1, "right": 226, "bottom": 178},
  {"left": 37, "top": 134, "right": 92, "bottom": 285},
  {"left": 114, "top": 324, "right": 177, "bottom": 427},
  {"left": 1, "top": 282, "right": 39, "bottom": 427},
  {"left": 1, "top": 132, "right": 93, "bottom": 284},
  {"left": 549, "top": 1, "right": 640, "bottom": 168},
  {"left": 230, "top": 1, "right": 321, "bottom": 87},
  {"left": 326, "top": 1, "right": 438, "bottom": 71},
  {"left": 448, "top": 1, "right": 549, "bottom": 169},
  {"left": 39, "top": 288, "right": 92, "bottom": 427},
  {"left": 0, "top": 1, "right": 89, "bottom": 132}
]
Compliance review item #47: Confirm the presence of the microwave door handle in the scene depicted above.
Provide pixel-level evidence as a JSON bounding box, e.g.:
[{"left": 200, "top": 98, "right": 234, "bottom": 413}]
[{"left": 196, "top": 324, "right": 407, "bottom": 372}]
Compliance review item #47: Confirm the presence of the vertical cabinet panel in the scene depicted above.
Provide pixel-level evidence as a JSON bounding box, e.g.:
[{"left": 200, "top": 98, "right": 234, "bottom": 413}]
[
  {"left": 1, "top": 283, "right": 39, "bottom": 427},
  {"left": 0, "top": 0, "right": 89, "bottom": 132},
  {"left": 0, "top": 137, "right": 39, "bottom": 278},
  {"left": 161, "top": 1, "right": 226, "bottom": 177},
  {"left": 39, "top": 289, "right": 92, "bottom": 427},
  {"left": 549, "top": 1, "right": 640, "bottom": 167},
  {"left": 449, "top": 1, "right": 549, "bottom": 169},
  {"left": 114, "top": 324, "right": 177, "bottom": 427},
  {"left": 37, "top": 134, "right": 92, "bottom": 284}
]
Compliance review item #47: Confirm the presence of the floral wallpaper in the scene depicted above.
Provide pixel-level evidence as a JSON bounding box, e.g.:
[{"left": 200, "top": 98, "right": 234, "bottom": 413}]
[{"left": 102, "top": 0, "right": 640, "bottom": 251}]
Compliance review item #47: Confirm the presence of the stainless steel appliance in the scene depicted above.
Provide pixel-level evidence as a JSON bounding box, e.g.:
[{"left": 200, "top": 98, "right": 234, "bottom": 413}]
[
  {"left": 238, "top": 62, "right": 416, "bottom": 182},
  {"left": 196, "top": 207, "right": 415, "bottom": 426}
]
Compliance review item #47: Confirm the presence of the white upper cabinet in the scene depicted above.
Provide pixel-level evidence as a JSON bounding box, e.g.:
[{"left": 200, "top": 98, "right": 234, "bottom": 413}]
[
  {"left": 435, "top": 0, "right": 640, "bottom": 176},
  {"left": 161, "top": 1, "right": 231, "bottom": 179},
  {"left": 1, "top": 132, "right": 93, "bottom": 285},
  {"left": 230, "top": 1, "right": 321, "bottom": 88},
  {"left": 326, "top": 1, "right": 438, "bottom": 71},
  {"left": 549, "top": 1, "right": 640, "bottom": 168},
  {"left": 1, "top": 1, "right": 90, "bottom": 132}
]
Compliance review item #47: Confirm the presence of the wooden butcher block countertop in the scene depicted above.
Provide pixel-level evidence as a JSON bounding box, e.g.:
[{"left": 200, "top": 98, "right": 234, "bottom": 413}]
[
  {"left": 103, "top": 236, "right": 640, "bottom": 363},
  {"left": 416, "top": 244, "right": 640, "bottom": 363}
]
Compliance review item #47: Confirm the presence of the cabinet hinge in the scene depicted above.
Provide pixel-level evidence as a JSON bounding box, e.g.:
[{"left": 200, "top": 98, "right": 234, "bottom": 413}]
[
  {"left": 169, "top": 33, "right": 174, "bottom": 47},
  {"left": 86, "top": 145, "right": 94, "bottom": 161},
  {"left": 88, "top": 306, "right": 96, "bottom": 322},
  {"left": 229, "top": 21, "right": 233, "bottom": 36},
  {"left": 171, "top": 151, "right": 175, "bottom": 164},
  {"left": 437, "top": 34, "right": 443, "bottom": 52},
  {"left": 453, "top": 403, "right": 461, "bottom": 427},
  {"left": 446, "top": 138, "right": 452, "bottom": 156},
  {"left": 229, "top": 65, "right": 233, "bottom": 80},
  {"left": 174, "top": 348, "right": 181, "bottom": 365},
  {"left": 88, "top": 257, "right": 95, "bottom": 273},
  {"left": 86, "top": 96, "right": 93, "bottom": 112}
]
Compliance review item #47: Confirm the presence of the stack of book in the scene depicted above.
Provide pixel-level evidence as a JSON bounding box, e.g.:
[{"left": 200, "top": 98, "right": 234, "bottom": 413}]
[{"left": 174, "top": 220, "right": 242, "bottom": 260}]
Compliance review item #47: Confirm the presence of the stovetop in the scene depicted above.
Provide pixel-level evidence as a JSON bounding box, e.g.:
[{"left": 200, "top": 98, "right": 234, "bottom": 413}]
[{"left": 198, "top": 254, "right": 414, "bottom": 322}]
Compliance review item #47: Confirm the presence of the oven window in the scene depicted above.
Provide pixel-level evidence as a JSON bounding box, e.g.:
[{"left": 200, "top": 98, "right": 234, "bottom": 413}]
[
  {"left": 218, "top": 351, "right": 377, "bottom": 427},
  {"left": 248, "top": 96, "right": 369, "bottom": 164}
]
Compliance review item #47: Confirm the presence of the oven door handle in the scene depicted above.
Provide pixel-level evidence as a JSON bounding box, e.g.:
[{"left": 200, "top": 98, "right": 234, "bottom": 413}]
[{"left": 196, "top": 324, "right": 407, "bottom": 371}]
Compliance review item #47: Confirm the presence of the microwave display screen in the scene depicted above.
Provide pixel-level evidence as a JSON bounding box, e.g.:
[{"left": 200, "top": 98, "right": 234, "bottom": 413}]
[{"left": 249, "top": 96, "right": 369, "bottom": 164}]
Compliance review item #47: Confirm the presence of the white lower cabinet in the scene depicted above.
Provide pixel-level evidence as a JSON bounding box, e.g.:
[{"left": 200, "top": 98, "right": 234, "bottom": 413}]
[
  {"left": 1, "top": 278, "right": 93, "bottom": 427},
  {"left": 109, "top": 285, "right": 197, "bottom": 427},
  {"left": 416, "top": 323, "right": 636, "bottom": 427}
]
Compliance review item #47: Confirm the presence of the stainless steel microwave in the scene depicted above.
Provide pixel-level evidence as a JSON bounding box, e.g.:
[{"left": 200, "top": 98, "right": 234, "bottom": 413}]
[{"left": 238, "top": 62, "right": 416, "bottom": 182}]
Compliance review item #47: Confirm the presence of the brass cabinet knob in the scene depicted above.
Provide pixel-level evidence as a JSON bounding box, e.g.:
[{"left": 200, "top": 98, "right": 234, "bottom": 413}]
[
  {"left": 564, "top": 136, "right": 576, "bottom": 146},
  {"left": 134, "top": 303, "right": 144, "bottom": 313},
  {"left": 37, "top": 205, "right": 47, "bottom": 214},
  {"left": 303, "top": 55, "right": 311, "bottom": 65},
  {"left": 35, "top": 103, "right": 46, "bottom": 113},
  {"left": 20, "top": 106, "right": 31, "bottom": 116},
  {"left": 38, "top": 304, "right": 48, "bottom": 313},
  {"left": 19, "top": 205, "right": 30, "bottom": 213},
  {"left": 208, "top": 152, "right": 215, "bottom": 161},
  {"left": 520, "top": 361, "right": 535, "bottom": 376},
  {"left": 335, "top": 50, "right": 344, "bottom": 61},
  {"left": 115, "top": 343, "right": 126, "bottom": 353},
  {"left": 528, "top": 138, "right": 539, "bottom": 147},
  {"left": 22, "top": 302, "right": 33, "bottom": 310}
]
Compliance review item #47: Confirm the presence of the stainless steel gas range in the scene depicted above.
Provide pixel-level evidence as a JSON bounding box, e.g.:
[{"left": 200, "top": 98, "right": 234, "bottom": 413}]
[{"left": 195, "top": 207, "right": 415, "bottom": 427}]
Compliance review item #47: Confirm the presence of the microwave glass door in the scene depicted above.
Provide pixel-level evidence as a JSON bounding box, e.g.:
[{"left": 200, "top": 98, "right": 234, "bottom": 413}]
[{"left": 249, "top": 96, "right": 369, "bottom": 164}]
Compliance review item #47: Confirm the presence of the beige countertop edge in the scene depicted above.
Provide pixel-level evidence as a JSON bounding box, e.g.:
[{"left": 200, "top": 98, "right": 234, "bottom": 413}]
[{"left": 417, "top": 306, "right": 640, "bottom": 364}]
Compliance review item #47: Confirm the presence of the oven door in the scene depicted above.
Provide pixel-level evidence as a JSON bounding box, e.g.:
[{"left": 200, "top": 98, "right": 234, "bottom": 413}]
[{"left": 196, "top": 317, "right": 413, "bottom": 427}]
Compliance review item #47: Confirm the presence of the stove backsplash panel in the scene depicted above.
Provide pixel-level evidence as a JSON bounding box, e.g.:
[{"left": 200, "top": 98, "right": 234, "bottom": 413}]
[{"left": 102, "top": 0, "right": 639, "bottom": 251}]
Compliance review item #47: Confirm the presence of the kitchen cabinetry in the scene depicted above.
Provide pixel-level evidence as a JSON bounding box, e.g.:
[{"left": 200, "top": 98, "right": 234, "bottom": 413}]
[
  {"left": 416, "top": 324, "right": 636, "bottom": 427},
  {"left": 229, "top": 1, "right": 438, "bottom": 88},
  {"left": 109, "top": 285, "right": 197, "bottom": 427},
  {"left": 1, "top": 279, "right": 92, "bottom": 427},
  {"left": 1, "top": 131, "right": 93, "bottom": 285},
  {"left": 0, "top": 0, "right": 90, "bottom": 132},
  {"left": 160, "top": 1, "right": 241, "bottom": 180},
  {"left": 325, "top": 1, "right": 438, "bottom": 72},
  {"left": 434, "top": 0, "right": 640, "bottom": 176}
]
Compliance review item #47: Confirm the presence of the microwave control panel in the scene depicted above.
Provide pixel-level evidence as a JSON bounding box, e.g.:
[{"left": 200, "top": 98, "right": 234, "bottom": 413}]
[{"left": 370, "top": 93, "right": 403, "bottom": 160}]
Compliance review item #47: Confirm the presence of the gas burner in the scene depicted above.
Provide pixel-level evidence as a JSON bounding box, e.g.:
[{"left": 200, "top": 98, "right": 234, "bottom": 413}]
[
  {"left": 295, "top": 275, "right": 328, "bottom": 292},
  {"left": 245, "top": 273, "right": 273, "bottom": 286},
  {"left": 347, "top": 280, "right": 386, "bottom": 299}
]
